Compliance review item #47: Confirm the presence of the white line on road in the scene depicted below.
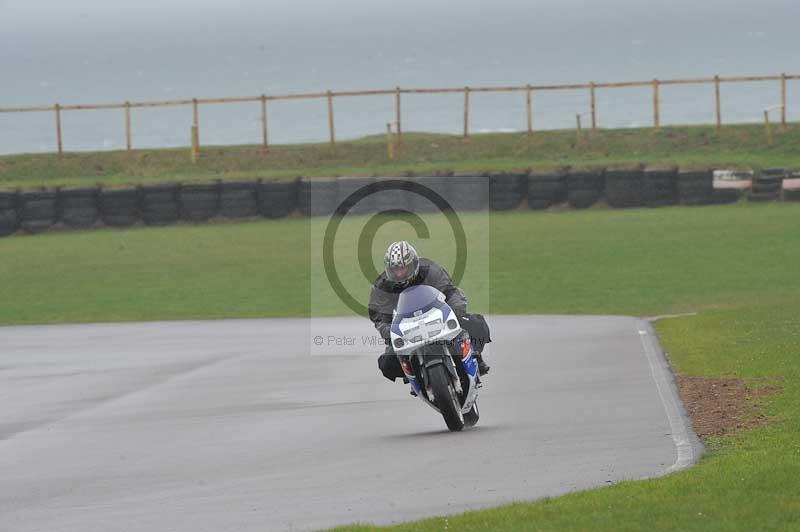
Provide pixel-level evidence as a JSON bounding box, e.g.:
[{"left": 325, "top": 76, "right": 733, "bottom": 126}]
[{"left": 638, "top": 321, "right": 703, "bottom": 473}]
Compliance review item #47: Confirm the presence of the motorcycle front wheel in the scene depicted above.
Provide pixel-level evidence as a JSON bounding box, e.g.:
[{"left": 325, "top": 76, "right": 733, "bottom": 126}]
[
  {"left": 464, "top": 402, "right": 479, "bottom": 427},
  {"left": 428, "top": 364, "right": 464, "bottom": 432}
]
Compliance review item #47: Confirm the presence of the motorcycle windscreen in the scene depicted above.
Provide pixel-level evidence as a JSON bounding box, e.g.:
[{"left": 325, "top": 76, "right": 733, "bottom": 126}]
[{"left": 394, "top": 285, "right": 447, "bottom": 320}]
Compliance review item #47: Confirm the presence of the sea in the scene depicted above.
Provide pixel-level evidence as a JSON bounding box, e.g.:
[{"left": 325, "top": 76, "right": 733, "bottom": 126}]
[{"left": 1, "top": 0, "right": 798, "bottom": 155}]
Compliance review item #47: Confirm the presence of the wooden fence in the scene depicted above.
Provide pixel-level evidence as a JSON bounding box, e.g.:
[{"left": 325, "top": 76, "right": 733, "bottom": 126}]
[{"left": 1, "top": 73, "right": 797, "bottom": 156}]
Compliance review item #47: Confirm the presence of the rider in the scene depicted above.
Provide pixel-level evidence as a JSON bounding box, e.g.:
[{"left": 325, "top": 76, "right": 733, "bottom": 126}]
[{"left": 368, "top": 240, "right": 491, "bottom": 382}]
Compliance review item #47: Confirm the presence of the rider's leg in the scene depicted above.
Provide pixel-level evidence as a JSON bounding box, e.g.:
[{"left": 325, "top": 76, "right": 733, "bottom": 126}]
[
  {"left": 460, "top": 313, "right": 491, "bottom": 376},
  {"left": 452, "top": 333, "right": 490, "bottom": 376},
  {"left": 474, "top": 349, "right": 491, "bottom": 376},
  {"left": 378, "top": 345, "right": 405, "bottom": 382}
]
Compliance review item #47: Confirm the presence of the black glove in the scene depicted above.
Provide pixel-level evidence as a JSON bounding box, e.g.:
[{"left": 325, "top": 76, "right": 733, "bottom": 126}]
[{"left": 377, "top": 323, "right": 392, "bottom": 344}]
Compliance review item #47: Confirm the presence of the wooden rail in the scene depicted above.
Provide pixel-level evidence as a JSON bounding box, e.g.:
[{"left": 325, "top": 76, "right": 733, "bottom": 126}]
[{"left": 1, "top": 73, "right": 797, "bottom": 156}]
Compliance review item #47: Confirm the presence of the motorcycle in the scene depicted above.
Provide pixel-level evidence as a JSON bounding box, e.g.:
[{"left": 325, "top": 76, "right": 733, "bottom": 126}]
[{"left": 389, "top": 284, "right": 481, "bottom": 431}]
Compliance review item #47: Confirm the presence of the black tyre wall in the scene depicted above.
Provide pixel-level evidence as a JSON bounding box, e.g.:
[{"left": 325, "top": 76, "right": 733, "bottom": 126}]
[
  {"left": 605, "top": 168, "right": 644, "bottom": 208},
  {"left": 59, "top": 188, "right": 99, "bottom": 228},
  {"left": 374, "top": 177, "right": 413, "bottom": 214},
  {"left": 100, "top": 189, "right": 140, "bottom": 227},
  {"left": 566, "top": 169, "right": 604, "bottom": 209},
  {"left": 19, "top": 190, "right": 58, "bottom": 233},
  {"left": 643, "top": 168, "right": 678, "bottom": 207},
  {"left": 711, "top": 188, "right": 741, "bottom": 205},
  {"left": 219, "top": 181, "right": 259, "bottom": 219},
  {"left": 450, "top": 174, "right": 488, "bottom": 212},
  {"left": 0, "top": 191, "right": 19, "bottom": 237},
  {"left": 748, "top": 168, "right": 784, "bottom": 202},
  {"left": 297, "top": 178, "right": 338, "bottom": 217},
  {"left": 489, "top": 173, "right": 525, "bottom": 211},
  {"left": 677, "top": 170, "right": 713, "bottom": 205},
  {"left": 258, "top": 180, "right": 297, "bottom": 219},
  {"left": 336, "top": 177, "right": 376, "bottom": 215},
  {"left": 140, "top": 184, "right": 180, "bottom": 226},
  {"left": 411, "top": 176, "right": 452, "bottom": 213},
  {"left": 179, "top": 183, "right": 220, "bottom": 222},
  {"left": 527, "top": 172, "right": 566, "bottom": 209}
]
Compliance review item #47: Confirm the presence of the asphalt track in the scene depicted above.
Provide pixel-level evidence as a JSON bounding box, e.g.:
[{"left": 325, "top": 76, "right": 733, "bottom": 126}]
[{"left": 0, "top": 316, "right": 701, "bottom": 531}]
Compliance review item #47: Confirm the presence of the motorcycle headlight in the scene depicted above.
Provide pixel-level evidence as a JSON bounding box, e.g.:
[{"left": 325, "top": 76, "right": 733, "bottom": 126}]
[
  {"left": 423, "top": 318, "right": 441, "bottom": 337},
  {"left": 393, "top": 338, "right": 404, "bottom": 349}
]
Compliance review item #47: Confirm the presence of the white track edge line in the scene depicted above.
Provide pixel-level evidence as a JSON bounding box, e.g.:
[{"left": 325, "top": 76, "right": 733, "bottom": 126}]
[{"left": 637, "top": 320, "right": 703, "bottom": 474}]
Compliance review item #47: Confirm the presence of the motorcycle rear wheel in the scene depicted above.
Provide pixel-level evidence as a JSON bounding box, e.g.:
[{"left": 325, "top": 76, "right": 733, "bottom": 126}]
[{"left": 428, "top": 364, "right": 465, "bottom": 432}]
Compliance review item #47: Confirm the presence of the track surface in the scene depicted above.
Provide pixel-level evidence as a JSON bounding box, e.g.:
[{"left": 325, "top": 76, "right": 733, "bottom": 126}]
[{"left": 0, "top": 316, "right": 697, "bottom": 531}]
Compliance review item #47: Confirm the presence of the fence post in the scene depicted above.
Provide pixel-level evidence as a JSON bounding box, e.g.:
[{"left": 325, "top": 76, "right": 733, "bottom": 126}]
[
  {"left": 54, "top": 103, "right": 63, "bottom": 157},
  {"left": 192, "top": 98, "right": 200, "bottom": 152},
  {"left": 764, "top": 110, "right": 772, "bottom": 145},
  {"left": 590, "top": 82, "right": 596, "bottom": 130},
  {"left": 576, "top": 114, "right": 582, "bottom": 143},
  {"left": 327, "top": 90, "right": 335, "bottom": 145},
  {"left": 124, "top": 101, "right": 132, "bottom": 154},
  {"left": 260, "top": 94, "right": 269, "bottom": 153},
  {"left": 781, "top": 73, "right": 787, "bottom": 128},
  {"left": 386, "top": 123, "right": 395, "bottom": 160},
  {"left": 652, "top": 79, "right": 660, "bottom": 129},
  {"left": 526, "top": 84, "right": 532, "bottom": 134},
  {"left": 463, "top": 86, "right": 470, "bottom": 140},
  {"left": 395, "top": 86, "right": 402, "bottom": 145},
  {"left": 714, "top": 75, "right": 721, "bottom": 131},
  {"left": 191, "top": 125, "right": 199, "bottom": 163}
]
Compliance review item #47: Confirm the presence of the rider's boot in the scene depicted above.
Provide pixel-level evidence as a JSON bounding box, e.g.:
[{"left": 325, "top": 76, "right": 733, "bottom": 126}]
[{"left": 475, "top": 351, "right": 490, "bottom": 376}]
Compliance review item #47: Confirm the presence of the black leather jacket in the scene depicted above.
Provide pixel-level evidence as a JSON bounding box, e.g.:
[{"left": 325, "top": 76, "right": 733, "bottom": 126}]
[{"left": 368, "top": 258, "right": 467, "bottom": 343}]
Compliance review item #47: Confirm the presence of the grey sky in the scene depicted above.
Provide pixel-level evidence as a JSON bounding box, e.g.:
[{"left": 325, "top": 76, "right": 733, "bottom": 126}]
[
  {"left": 3, "top": 0, "right": 796, "bottom": 30},
  {"left": 2, "top": 0, "right": 795, "bottom": 56}
]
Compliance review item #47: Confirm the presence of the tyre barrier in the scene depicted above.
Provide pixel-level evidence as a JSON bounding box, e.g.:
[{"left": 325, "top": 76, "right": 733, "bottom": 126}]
[
  {"left": 489, "top": 173, "right": 525, "bottom": 211},
  {"left": 411, "top": 176, "right": 452, "bottom": 213},
  {"left": 258, "top": 180, "right": 296, "bottom": 219},
  {"left": 59, "top": 188, "right": 99, "bottom": 228},
  {"left": 450, "top": 174, "right": 488, "bottom": 212},
  {"left": 642, "top": 168, "right": 678, "bottom": 207},
  {"left": 179, "top": 183, "right": 220, "bottom": 222},
  {"left": 711, "top": 188, "right": 741, "bottom": 205},
  {"left": 784, "top": 188, "right": 800, "bottom": 201},
  {"left": 19, "top": 190, "right": 58, "bottom": 234},
  {"left": 219, "top": 181, "right": 259, "bottom": 219},
  {"left": 677, "top": 170, "right": 713, "bottom": 205},
  {"left": 527, "top": 171, "right": 566, "bottom": 210},
  {"left": 0, "top": 166, "right": 797, "bottom": 239},
  {"left": 748, "top": 168, "right": 784, "bottom": 202},
  {"left": 374, "top": 177, "right": 413, "bottom": 214},
  {"left": 99, "top": 189, "right": 140, "bottom": 227},
  {"left": 0, "top": 191, "right": 18, "bottom": 237},
  {"left": 605, "top": 168, "right": 644, "bottom": 208},
  {"left": 566, "top": 169, "right": 604, "bottom": 209},
  {"left": 336, "top": 177, "right": 375, "bottom": 215},
  {"left": 140, "top": 184, "right": 180, "bottom": 226},
  {"left": 297, "top": 178, "right": 338, "bottom": 217}
]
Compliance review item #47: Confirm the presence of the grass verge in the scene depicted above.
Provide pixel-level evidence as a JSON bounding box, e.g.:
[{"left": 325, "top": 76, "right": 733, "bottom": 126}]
[
  {"left": 0, "top": 203, "right": 797, "bottom": 325},
  {"left": 1, "top": 123, "right": 799, "bottom": 189}
]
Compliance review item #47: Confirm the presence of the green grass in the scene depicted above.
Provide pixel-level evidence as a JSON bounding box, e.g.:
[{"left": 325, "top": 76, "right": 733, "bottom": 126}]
[
  {"left": 1, "top": 202, "right": 798, "bottom": 530},
  {"left": 1, "top": 123, "right": 799, "bottom": 190},
  {"left": 1, "top": 203, "right": 798, "bottom": 325}
]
